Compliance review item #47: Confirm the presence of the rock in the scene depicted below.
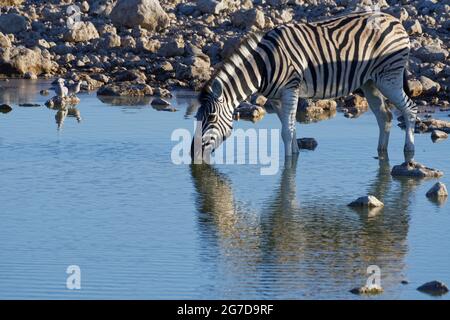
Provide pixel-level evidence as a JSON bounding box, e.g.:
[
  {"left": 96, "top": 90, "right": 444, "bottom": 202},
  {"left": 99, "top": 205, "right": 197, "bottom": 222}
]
[
  {"left": 341, "top": 95, "right": 368, "bottom": 118},
  {"left": 158, "top": 37, "right": 185, "bottom": 57},
  {"left": 151, "top": 97, "right": 170, "bottom": 106},
  {"left": 64, "top": 22, "right": 99, "bottom": 43},
  {"left": 419, "top": 76, "right": 441, "bottom": 95},
  {"left": 297, "top": 138, "right": 318, "bottom": 150},
  {"left": 426, "top": 182, "right": 448, "bottom": 198},
  {"left": 297, "top": 99, "right": 337, "bottom": 123},
  {"left": 0, "top": 32, "right": 12, "bottom": 48},
  {"left": 422, "top": 118, "right": 450, "bottom": 133},
  {"left": 431, "top": 130, "right": 448, "bottom": 141},
  {"left": 114, "top": 69, "right": 147, "bottom": 83},
  {"left": 0, "top": 47, "right": 57, "bottom": 76},
  {"left": 18, "top": 103, "right": 40, "bottom": 107},
  {"left": 0, "top": 103, "right": 12, "bottom": 114},
  {"left": 405, "top": 19, "right": 422, "bottom": 35},
  {"left": 350, "top": 284, "right": 383, "bottom": 295},
  {"left": 348, "top": 195, "right": 384, "bottom": 208},
  {"left": 407, "top": 79, "right": 423, "bottom": 97},
  {"left": 233, "top": 102, "right": 266, "bottom": 121},
  {"left": 231, "top": 9, "right": 265, "bottom": 29},
  {"left": 0, "top": 13, "right": 27, "bottom": 34},
  {"left": 45, "top": 95, "right": 80, "bottom": 109},
  {"left": 414, "top": 46, "right": 449, "bottom": 63},
  {"left": 391, "top": 161, "right": 444, "bottom": 178},
  {"left": 110, "top": 0, "right": 170, "bottom": 32},
  {"left": 0, "top": 0, "right": 24, "bottom": 5},
  {"left": 97, "top": 81, "right": 153, "bottom": 96},
  {"left": 40, "top": 89, "right": 49, "bottom": 96},
  {"left": 197, "top": 0, "right": 231, "bottom": 15},
  {"left": 417, "top": 281, "right": 449, "bottom": 296}
]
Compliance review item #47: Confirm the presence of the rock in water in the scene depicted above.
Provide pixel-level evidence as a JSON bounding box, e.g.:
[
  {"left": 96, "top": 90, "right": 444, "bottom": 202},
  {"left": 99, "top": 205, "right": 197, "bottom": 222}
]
[
  {"left": 391, "top": 161, "right": 444, "bottom": 178},
  {"left": 350, "top": 285, "right": 383, "bottom": 295},
  {"left": 110, "top": 0, "right": 169, "bottom": 32},
  {"left": 0, "top": 103, "right": 12, "bottom": 114},
  {"left": 417, "top": 281, "right": 449, "bottom": 296},
  {"left": 45, "top": 95, "right": 80, "bottom": 109},
  {"left": 431, "top": 130, "right": 448, "bottom": 141},
  {"left": 151, "top": 98, "right": 170, "bottom": 107},
  {"left": 297, "top": 138, "right": 318, "bottom": 150},
  {"left": 426, "top": 182, "right": 448, "bottom": 198},
  {"left": 348, "top": 195, "right": 384, "bottom": 208}
]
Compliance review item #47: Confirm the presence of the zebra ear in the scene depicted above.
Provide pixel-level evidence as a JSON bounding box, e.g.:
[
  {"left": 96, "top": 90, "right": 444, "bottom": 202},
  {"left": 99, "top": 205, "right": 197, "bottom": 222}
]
[{"left": 210, "top": 79, "right": 223, "bottom": 98}]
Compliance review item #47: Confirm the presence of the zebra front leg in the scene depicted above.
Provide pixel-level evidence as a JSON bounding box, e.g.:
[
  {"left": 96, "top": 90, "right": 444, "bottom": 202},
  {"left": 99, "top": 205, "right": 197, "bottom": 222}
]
[{"left": 280, "top": 87, "right": 300, "bottom": 157}]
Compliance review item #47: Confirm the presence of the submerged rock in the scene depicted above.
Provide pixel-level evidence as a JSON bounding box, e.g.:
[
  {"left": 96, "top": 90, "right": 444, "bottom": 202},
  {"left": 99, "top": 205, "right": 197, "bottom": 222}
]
[
  {"left": 348, "top": 195, "right": 384, "bottom": 208},
  {"left": 426, "top": 182, "right": 448, "bottom": 198},
  {"left": 350, "top": 284, "right": 383, "bottom": 295},
  {"left": 0, "top": 103, "right": 12, "bottom": 114},
  {"left": 45, "top": 95, "right": 80, "bottom": 109},
  {"left": 297, "top": 138, "right": 318, "bottom": 150},
  {"left": 417, "top": 281, "right": 449, "bottom": 296},
  {"left": 391, "top": 161, "right": 444, "bottom": 178}
]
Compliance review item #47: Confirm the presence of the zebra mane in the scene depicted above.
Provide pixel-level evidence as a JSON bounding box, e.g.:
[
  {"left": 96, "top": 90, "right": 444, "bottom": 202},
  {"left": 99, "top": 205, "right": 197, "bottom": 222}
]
[{"left": 199, "top": 31, "right": 265, "bottom": 102}]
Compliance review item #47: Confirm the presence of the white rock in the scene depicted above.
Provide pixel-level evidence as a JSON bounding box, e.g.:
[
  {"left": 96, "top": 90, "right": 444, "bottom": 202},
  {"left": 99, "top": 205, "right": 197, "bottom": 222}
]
[
  {"left": 348, "top": 195, "right": 384, "bottom": 208},
  {"left": 110, "top": 0, "right": 170, "bottom": 32}
]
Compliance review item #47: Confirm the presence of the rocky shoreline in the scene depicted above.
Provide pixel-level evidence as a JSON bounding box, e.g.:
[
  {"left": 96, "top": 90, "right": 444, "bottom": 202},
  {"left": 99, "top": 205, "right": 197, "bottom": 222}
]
[{"left": 0, "top": 0, "right": 449, "bottom": 111}]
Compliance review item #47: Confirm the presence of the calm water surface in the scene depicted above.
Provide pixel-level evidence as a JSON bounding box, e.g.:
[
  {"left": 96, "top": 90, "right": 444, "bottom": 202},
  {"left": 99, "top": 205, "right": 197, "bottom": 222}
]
[{"left": 0, "top": 79, "right": 449, "bottom": 299}]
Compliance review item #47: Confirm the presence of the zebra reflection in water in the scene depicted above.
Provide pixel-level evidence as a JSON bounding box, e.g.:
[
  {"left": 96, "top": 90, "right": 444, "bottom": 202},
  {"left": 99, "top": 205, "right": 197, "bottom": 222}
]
[{"left": 190, "top": 158, "right": 423, "bottom": 298}]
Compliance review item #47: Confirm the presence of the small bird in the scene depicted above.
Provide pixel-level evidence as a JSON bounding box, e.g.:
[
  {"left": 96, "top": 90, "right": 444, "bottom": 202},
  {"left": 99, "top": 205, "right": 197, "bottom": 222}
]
[
  {"left": 67, "top": 81, "right": 82, "bottom": 96},
  {"left": 55, "top": 78, "right": 68, "bottom": 98}
]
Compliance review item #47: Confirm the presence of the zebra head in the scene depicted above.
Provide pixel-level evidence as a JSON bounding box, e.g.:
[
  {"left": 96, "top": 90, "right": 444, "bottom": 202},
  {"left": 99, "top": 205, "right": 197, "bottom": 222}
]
[{"left": 191, "top": 78, "right": 233, "bottom": 162}]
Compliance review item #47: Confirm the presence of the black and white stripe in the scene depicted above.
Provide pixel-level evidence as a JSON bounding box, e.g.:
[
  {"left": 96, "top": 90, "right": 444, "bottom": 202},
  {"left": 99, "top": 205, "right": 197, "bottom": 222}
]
[{"left": 194, "top": 11, "right": 417, "bottom": 160}]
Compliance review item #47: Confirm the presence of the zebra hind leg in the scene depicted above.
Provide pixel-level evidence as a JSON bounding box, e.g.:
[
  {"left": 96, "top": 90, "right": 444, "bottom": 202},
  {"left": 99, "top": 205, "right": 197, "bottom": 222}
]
[
  {"left": 361, "top": 80, "right": 392, "bottom": 158},
  {"left": 279, "top": 86, "right": 300, "bottom": 157},
  {"left": 376, "top": 77, "right": 417, "bottom": 163}
]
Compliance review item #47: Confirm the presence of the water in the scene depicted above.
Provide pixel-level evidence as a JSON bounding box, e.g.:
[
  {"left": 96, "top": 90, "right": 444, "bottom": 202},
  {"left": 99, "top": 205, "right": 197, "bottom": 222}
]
[{"left": 0, "top": 79, "right": 449, "bottom": 299}]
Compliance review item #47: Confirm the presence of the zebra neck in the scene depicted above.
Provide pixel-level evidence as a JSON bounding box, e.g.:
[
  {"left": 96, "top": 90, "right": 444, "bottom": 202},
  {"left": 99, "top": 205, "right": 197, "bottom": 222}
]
[{"left": 217, "top": 71, "right": 261, "bottom": 109}]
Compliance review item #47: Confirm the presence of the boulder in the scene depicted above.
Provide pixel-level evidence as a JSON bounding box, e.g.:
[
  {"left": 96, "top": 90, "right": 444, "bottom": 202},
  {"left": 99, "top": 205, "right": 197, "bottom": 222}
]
[
  {"left": 426, "top": 182, "right": 448, "bottom": 198},
  {"left": 231, "top": 9, "right": 265, "bottom": 29},
  {"left": 297, "top": 138, "right": 318, "bottom": 150},
  {"left": 197, "top": 0, "right": 232, "bottom": 15},
  {"left": 45, "top": 95, "right": 80, "bottom": 109},
  {"left": 97, "top": 81, "right": 153, "bottom": 96},
  {"left": 348, "top": 195, "right": 384, "bottom": 208},
  {"left": 391, "top": 161, "right": 444, "bottom": 178},
  {"left": 64, "top": 22, "right": 99, "bottom": 42},
  {"left": 0, "top": 32, "right": 12, "bottom": 48},
  {"left": 0, "top": 103, "right": 12, "bottom": 114},
  {"left": 431, "top": 129, "right": 448, "bottom": 141},
  {"left": 0, "top": 13, "right": 27, "bottom": 34},
  {"left": 417, "top": 281, "right": 449, "bottom": 296},
  {"left": 158, "top": 37, "right": 185, "bottom": 57},
  {"left": 110, "top": 0, "right": 170, "bottom": 32},
  {"left": 414, "top": 46, "right": 449, "bottom": 63},
  {"left": 0, "top": 46, "right": 57, "bottom": 76},
  {"left": 350, "top": 284, "right": 383, "bottom": 295},
  {"left": 407, "top": 79, "right": 423, "bottom": 97},
  {"left": 419, "top": 76, "right": 440, "bottom": 95}
]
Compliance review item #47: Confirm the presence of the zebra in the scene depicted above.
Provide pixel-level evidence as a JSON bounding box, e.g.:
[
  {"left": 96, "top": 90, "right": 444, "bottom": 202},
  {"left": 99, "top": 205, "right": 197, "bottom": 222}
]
[{"left": 192, "top": 11, "right": 417, "bottom": 164}]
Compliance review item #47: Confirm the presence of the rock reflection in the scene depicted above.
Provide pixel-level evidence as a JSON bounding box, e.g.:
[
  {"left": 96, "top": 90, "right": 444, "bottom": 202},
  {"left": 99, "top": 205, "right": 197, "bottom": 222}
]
[
  {"left": 190, "top": 156, "right": 419, "bottom": 297},
  {"left": 97, "top": 95, "right": 151, "bottom": 106}
]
